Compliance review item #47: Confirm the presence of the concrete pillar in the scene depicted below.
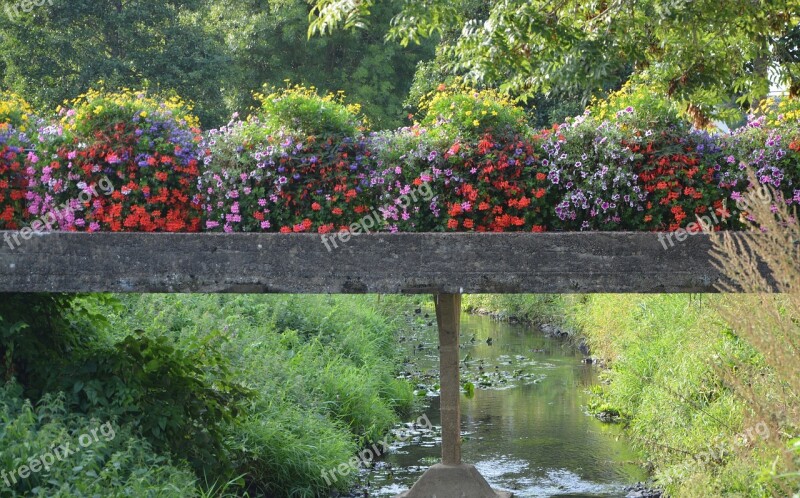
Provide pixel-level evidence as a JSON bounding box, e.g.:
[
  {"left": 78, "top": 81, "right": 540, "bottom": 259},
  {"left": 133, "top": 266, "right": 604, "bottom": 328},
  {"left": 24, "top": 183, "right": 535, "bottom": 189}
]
[
  {"left": 436, "top": 293, "right": 462, "bottom": 465},
  {"left": 395, "top": 294, "right": 511, "bottom": 498}
]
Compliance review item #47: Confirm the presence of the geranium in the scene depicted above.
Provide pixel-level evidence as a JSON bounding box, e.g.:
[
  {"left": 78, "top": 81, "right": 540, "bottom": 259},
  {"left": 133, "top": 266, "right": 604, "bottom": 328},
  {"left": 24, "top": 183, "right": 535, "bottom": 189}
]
[
  {"left": 0, "top": 92, "right": 34, "bottom": 230},
  {"left": 29, "top": 89, "right": 203, "bottom": 232},
  {"left": 200, "top": 115, "right": 384, "bottom": 233}
]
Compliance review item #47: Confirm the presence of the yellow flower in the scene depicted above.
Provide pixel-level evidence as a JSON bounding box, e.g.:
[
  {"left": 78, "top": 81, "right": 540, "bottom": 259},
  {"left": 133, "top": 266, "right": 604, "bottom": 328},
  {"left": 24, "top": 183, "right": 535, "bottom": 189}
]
[
  {"left": 473, "top": 119, "right": 480, "bottom": 127},
  {"left": 481, "top": 110, "right": 488, "bottom": 115},
  {"left": 140, "top": 111, "right": 148, "bottom": 118},
  {"left": 465, "top": 111, "right": 472, "bottom": 116}
]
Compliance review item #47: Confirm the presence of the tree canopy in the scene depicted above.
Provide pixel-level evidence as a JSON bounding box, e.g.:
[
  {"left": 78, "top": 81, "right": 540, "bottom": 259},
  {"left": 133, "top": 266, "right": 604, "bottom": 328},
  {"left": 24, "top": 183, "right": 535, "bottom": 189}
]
[{"left": 309, "top": 0, "right": 800, "bottom": 120}]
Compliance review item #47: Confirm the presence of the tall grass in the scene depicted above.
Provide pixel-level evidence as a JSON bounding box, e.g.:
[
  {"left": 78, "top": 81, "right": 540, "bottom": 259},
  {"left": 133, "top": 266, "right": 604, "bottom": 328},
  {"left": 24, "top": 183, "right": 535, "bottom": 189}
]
[
  {"left": 109, "top": 294, "right": 415, "bottom": 496},
  {"left": 570, "top": 292, "right": 798, "bottom": 496}
]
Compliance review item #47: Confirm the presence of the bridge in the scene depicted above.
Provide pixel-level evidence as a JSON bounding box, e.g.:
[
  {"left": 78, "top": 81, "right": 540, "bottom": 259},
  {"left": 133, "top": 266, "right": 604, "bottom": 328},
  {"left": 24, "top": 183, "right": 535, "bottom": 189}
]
[{"left": 0, "top": 231, "right": 749, "bottom": 497}]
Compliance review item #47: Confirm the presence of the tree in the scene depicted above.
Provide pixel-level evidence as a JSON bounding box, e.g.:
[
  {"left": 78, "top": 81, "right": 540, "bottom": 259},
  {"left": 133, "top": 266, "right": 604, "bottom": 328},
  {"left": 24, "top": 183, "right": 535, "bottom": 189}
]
[
  {"left": 204, "top": 0, "right": 434, "bottom": 129},
  {"left": 0, "top": 0, "right": 230, "bottom": 126},
  {"left": 309, "top": 0, "right": 800, "bottom": 122}
]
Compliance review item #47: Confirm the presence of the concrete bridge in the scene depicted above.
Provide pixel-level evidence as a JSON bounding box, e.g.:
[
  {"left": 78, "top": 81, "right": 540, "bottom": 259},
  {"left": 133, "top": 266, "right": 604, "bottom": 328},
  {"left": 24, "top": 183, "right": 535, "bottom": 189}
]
[{"left": 0, "top": 231, "right": 751, "bottom": 497}]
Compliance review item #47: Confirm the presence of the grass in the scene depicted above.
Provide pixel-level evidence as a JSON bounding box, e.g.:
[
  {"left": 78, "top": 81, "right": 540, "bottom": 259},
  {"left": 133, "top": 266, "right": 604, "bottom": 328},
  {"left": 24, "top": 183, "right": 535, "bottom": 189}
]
[
  {"left": 1, "top": 294, "right": 418, "bottom": 497},
  {"left": 464, "top": 292, "right": 798, "bottom": 496},
  {"left": 568, "top": 294, "right": 794, "bottom": 497}
]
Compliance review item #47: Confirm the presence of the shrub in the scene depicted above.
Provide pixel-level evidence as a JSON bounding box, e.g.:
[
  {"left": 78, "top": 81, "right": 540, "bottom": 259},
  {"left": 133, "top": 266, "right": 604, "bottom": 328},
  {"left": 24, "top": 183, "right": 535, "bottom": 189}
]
[
  {"left": 535, "top": 112, "right": 646, "bottom": 230},
  {"left": 418, "top": 85, "right": 531, "bottom": 141},
  {"left": 0, "top": 92, "right": 33, "bottom": 230},
  {"left": 29, "top": 89, "right": 203, "bottom": 232},
  {"left": 200, "top": 118, "right": 385, "bottom": 233},
  {"left": 252, "top": 85, "right": 364, "bottom": 137},
  {"left": 0, "top": 124, "right": 30, "bottom": 230},
  {"left": 718, "top": 99, "right": 800, "bottom": 216},
  {"left": 0, "top": 91, "right": 33, "bottom": 129},
  {"left": 0, "top": 383, "right": 200, "bottom": 498}
]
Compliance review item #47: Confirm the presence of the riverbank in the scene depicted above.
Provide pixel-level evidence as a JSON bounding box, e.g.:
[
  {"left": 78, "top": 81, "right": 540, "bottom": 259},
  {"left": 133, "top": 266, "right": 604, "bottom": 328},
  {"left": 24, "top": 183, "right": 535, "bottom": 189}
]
[
  {"left": 0, "top": 294, "right": 418, "bottom": 497},
  {"left": 469, "top": 294, "right": 800, "bottom": 497}
]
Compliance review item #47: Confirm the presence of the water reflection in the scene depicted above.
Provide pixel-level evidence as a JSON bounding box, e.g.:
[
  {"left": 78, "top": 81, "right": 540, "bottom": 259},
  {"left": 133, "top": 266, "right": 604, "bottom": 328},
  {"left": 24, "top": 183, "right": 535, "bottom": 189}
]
[{"left": 356, "top": 313, "right": 646, "bottom": 497}]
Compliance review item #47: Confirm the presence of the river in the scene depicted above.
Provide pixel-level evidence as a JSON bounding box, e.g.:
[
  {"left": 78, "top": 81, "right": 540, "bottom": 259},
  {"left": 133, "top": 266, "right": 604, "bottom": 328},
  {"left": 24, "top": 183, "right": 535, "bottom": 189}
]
[{"left": 348, "top": 311, "right": 648, "bottom": 497}]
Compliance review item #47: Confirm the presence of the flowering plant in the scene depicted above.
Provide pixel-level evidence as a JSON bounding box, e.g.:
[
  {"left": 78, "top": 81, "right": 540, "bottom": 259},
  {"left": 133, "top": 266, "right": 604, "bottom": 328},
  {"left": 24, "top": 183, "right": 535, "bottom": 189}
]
[
  {"left": 418, "top": 86, "right": 531, "bottom": 141},
  {"left": 0, "top": 92, "right": 34, "bottom": 229},
  {"left": 252, "top": 85, "right": 365, "bottom": 137},
  {"left": 29, "top": 90, "right": 203, "bottom": 232},
  {"left": 372, "top": 125, "right": 551, "bottom": 232},
  {"left": 200, "top": 117, "right": 383, "bottom": 234},
  {"left": 536, "top": 112, "right": 646, "bottom": 230},
  {"left": 719, "top": 102, "right": 800, "bottom": 221}
]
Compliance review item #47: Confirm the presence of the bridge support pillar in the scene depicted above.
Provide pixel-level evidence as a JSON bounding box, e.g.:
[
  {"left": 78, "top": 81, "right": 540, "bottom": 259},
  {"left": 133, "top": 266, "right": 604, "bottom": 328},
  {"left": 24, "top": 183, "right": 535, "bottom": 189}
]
[{"left": 395, "top": 294, "right": 512, "bottom": 498}]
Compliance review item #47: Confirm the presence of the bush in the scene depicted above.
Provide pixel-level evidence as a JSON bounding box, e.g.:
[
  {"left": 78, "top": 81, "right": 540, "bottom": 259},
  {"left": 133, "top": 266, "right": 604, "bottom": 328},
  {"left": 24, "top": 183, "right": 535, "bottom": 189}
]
[
  {"left": 29, "top": 89, "right": 203, "bottom": 232},
  {"left": 0, "top": 382, "right": 200, "bottom": 498},
  {"left": 418, "top": 85, "right": 531, "bottom": 141},
  {"left": 253, "top": 85, "right": 364, "bottom": 137},
  {"left": 0, "top": 124, "right": 30, "bottom": 230},
  {"left": 0, "top": 92, "right": 33, "bottom": 230},
  {"left": 108, "top": 295, "right": 414, "bottom": 496},
  {"left": 200, "top": 120, "right": 384, "bottom": 233},
  {"left": 0, "top": 91, "right": 33, "bottom": 129}
]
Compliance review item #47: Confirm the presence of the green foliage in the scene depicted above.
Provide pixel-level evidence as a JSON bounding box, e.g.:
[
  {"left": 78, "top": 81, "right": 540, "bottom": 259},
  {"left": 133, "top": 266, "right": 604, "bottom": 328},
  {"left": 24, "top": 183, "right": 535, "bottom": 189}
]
[
  {"left": 0, "top": 91, "right": 33, "bottom": 128},
  {"left": 418, "top": 86, "right": 531, "bottom": 140},
  {"left": 1, "top": 293, "right": 415, "bottom": 496},
  {"left": 61, "top": 331, "right": 251, "bottom": 476},
  {"left": 310, "top": 0, "right": 800, "bottom": 122},
  {"left": 1, "top": 294, "right": 250, "bottom": 477},
  {"left": 0, "top": 0, "right": 229, "bottom": 127},
  {"left": 205, "top": 0, "right": 433, "bottom": 129},
  {"left": 590, "top": 79, "right": 684, "bottom": 127},
  {"left": 109, "top": 294, "right": 414, "bottom": 496},
  {"left": 253, "top": 85, "right": 363, "bottom": 137},
  {"left": 0, "top": 383, "right": 199, "bottom": 497},
  {"left": 569, "top": 294, "right": 789, "bottom": 497}
]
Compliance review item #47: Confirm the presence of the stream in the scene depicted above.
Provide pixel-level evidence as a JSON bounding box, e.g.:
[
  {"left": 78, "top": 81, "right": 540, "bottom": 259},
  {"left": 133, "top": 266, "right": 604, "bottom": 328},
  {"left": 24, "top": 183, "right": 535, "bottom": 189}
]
[{"left": 349, "top": 312, "right": 648, "bottom": 497}]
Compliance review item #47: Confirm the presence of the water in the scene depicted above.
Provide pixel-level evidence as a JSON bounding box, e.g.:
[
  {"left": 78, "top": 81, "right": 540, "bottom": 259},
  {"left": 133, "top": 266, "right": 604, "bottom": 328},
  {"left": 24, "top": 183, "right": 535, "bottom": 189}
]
[{"left": 351, "top": 312, "right": 647, "bottom": 497}]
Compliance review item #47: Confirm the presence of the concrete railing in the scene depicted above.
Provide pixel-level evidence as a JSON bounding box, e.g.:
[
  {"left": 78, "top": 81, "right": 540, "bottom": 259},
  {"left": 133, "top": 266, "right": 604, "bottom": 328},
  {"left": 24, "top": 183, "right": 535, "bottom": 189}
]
[{"left": 0, "top": 231, "right": 734, "bottom": 294}]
